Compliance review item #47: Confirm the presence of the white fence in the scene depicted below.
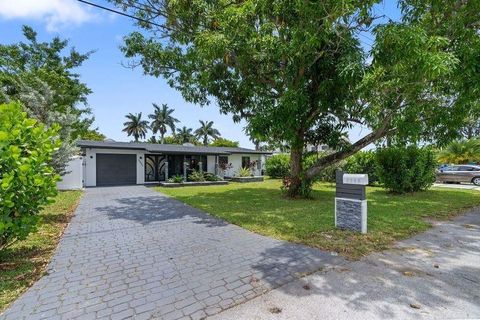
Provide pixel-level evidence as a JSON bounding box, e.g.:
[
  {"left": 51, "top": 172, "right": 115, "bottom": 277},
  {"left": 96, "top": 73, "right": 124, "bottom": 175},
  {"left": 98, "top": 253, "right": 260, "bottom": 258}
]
[{"left": 57, "top": 156, "right": 84, "bottom": 190}]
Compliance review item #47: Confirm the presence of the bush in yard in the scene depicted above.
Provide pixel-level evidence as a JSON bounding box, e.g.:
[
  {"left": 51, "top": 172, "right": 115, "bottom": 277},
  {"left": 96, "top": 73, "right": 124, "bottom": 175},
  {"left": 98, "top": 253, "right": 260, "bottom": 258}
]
[
  {"left": 167, "top": 175, "right": 184, "bottom": 183},
  {"left": 376, "top": 146, "right": 436, "bottom": 193},
  {"left": 236, "top": 167, "right": 252, "bottom": 177},
  {"left": 204, "top": 173, "right": 221, "bottom": 181},
  {"left": 188, "top": 170, "right": 205, "bottom": 182},
  {"left": 0, "top": 102, "right": 60, "bottom": 249},
  {"left": 343, "top": 151, "right": 379, "bottom": 185},
  {"left": 265, "top": 154, "right": 290, "bottom": 178}
]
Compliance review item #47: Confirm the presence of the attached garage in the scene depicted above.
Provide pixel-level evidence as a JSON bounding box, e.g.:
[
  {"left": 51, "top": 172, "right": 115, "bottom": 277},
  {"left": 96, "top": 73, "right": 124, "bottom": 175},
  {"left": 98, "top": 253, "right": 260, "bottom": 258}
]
[{"left": 96, "top": 154, "right": 137, "bottom": 186}]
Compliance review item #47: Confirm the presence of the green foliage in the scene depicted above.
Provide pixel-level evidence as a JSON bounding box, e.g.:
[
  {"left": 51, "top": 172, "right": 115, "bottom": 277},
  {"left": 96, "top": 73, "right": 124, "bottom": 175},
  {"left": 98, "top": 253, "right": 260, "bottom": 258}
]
[
  {"left": 209, "top": 138, "right": 239, "bottom": 147},
  {"left": 204, "top": 172, "right": 222, "bottom": 181},
  {"left": 81, "top": 129, "right": 106, "bottom": 141},
  {"left": 376, "top": 146, "right": 436, "bottom": 194},
  {"left": 210, "top": 138, "right": 239, "bottom": 148},
  {"left": 266, "top": 153, "right": 341, "bottom": 183},
  {"left": 437, "top": 139, "right": 480, "bottom": 164},
  {"left": 0, "top": 25, "right": 94, "bottom": 139},
  {"left": 194, "top": 120, "right": 221, "bottom": 146},
  {"left": 265, "top": 154, "right": 290, "bottom": 178},
  {"left": 123, "top": 112, "right": 149, "bottom": 142},
  {"left": 236, "top": 167, "right": 252, "bottom": 177},
  {"left": 167, "top": 175, "right": 184, "bottom": 183},
  {"left": 149, "top": 103, "right": 179, "bottom": 144},
  {"left": 176, "top": 126, "right": 196, "bottom": 144},
  {"left": 117, "top": 0, "right": 479, "bottom": 196},
  {"left": 0, "top": 102, "right": 60, "bottom": 249},
  {"left": 188, "top": 170, "right": 205, "bottom": 182},
  {"left": 343, "top": 151, "right": 379, "bottom": 185}
]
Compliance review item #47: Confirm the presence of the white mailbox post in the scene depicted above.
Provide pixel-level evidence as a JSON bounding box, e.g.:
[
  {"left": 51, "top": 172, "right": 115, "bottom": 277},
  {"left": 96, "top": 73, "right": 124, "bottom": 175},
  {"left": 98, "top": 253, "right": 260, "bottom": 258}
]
[{"left": 335, "top": 171, "right": 368, "bottom": 234}]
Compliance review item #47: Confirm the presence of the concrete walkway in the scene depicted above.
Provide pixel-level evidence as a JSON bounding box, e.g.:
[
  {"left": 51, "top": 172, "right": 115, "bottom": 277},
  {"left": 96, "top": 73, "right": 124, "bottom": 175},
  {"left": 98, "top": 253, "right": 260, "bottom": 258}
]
[
  {"left": 1, "top": 186, "right": 340, "bottom": 320},
  {"left": 211, "top": 209, "right": 480, "bottom": 320}
]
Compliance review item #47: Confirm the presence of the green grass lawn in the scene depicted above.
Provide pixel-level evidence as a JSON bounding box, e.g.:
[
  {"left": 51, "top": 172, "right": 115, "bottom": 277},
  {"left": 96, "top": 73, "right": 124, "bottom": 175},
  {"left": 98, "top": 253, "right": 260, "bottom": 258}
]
[
  {"left": 0, "top": 191, "right": 82, "bottom": 312},
  {"left": 156, "top": 179, "right": 480, "bottom": 259}
]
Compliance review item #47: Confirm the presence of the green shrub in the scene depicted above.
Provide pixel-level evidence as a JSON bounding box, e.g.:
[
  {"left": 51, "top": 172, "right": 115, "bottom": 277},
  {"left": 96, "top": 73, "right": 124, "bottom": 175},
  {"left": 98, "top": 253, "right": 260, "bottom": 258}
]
[
  {"left": 168, "top": 175, "right": 184, "bottom": 183},
  {"left": 236, "top": 167, "right": 252, "bottom": 177},
  {"left": 265, "top": 154, "right": 290, "bottom": 178},
  {"left": 204, "top": 172, "right": 221, "bottom": 181},
  {"left": 303, "top": 153, "right": 345, "bottom": 183},
  {"left": 376, "top": 146, "right": 436, "bottom": 193},
  {"left": 188, "top": 170, "right": 205, "bottom": 182},
  {"left": 0, "top": 102, "right": 60, "bottom": 249},
  {"left": 343, "top": 151, "right": 378, "bottom": 185}
]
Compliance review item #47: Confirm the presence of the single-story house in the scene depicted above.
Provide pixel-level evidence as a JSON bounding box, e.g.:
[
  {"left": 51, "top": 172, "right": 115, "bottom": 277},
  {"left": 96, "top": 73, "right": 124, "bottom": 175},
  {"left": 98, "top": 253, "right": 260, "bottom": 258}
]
[{"left": 77, "top": 140, "right": 271, "bottom": 187}]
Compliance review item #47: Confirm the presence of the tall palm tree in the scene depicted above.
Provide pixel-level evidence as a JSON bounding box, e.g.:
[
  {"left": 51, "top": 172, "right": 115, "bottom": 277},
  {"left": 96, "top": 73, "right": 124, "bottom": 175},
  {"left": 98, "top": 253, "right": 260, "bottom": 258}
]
[
  {"left": 194, "top": 120, "right": 221, "bottom": 146},
  {"left": 437, "top": 139, "right": 480, "bottom": 164},
  {"left": 122, "top": 112, "right": 149, "bottom": 142},
  {"left": 149, "top": 103, "right": 179, "bottom": 144},
  {"left": 176, "top": 126, "right": 195, "bottom": 143}
]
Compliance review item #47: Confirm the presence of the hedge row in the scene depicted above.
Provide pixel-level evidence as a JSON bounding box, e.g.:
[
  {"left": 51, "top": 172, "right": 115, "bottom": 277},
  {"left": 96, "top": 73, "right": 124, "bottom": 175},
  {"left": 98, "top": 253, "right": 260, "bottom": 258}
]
[{"left": 265, "top": 146, "right": 436, "bottom": 193}]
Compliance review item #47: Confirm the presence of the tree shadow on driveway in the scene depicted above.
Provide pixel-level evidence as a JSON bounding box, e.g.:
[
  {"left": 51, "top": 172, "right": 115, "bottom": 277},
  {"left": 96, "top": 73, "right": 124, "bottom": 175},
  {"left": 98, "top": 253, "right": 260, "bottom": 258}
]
[
  {"left": 247, "top": 211, "right": 480, "bottom": 319},
  {"left": 94, "top": 194, "right": 229, "bottom": 228}
]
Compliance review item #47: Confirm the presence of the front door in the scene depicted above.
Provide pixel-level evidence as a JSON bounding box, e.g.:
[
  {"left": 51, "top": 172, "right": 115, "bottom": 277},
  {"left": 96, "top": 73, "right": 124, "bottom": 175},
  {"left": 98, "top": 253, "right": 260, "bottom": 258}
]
[{"left": 145, "top": 155, "right": 167, "bottom": 182}]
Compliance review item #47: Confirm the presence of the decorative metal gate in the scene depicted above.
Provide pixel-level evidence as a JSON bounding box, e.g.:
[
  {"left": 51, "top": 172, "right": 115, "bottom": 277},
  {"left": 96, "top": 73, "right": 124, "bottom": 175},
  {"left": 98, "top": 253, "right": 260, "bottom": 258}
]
[{"left": 145, "top": 155, "right": 167, "bottom": 182}]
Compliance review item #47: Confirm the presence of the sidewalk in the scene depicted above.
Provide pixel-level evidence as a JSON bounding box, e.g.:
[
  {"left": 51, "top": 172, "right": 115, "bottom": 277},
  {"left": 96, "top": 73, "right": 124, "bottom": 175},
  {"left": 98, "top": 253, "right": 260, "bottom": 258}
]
[{"left": 211, "top": 209, "right": 480, "bottom": 320}]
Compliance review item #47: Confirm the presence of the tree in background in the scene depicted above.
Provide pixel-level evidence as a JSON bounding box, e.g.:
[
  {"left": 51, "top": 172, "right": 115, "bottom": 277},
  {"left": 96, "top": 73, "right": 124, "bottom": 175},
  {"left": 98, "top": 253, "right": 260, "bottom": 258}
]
[
  {"left": 209, "top": 138, "right": 239, "bottom": 148},
  {"left": 176, "top": 126, "right": 195, "bottom": 144},
  {"left": 0, "top": 102, "right": 59, "bottom": 249},
  {"left": 461, "top": 116, "right": 480, "bottom": 139},
  {"left": 149, "top": 103, "right": 179, "bottom": 144},
  {"left": 116, "top": 0, "right": 480, "bottom": 197},
  {"left": 194, "top": 120, "right": 221, "bottom": 146},
  {"left": 82, "top": 129, "right": 106, "bottom": 141},
  {"left": 123, "top": 112, "right": 149, "bottom": 142},
  {"left": 437, "top": 139, "right": 480, "bottom": 164},
  {"left": 0, "top": 26, "right": 96, "bottom": 174}
]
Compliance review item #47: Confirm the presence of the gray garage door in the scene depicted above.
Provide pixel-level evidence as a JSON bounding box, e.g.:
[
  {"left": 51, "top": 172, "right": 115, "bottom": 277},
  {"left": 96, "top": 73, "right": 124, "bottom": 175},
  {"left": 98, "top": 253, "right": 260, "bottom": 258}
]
[{"left": 96, "top": 154, "right": 137, "bottom": 186}]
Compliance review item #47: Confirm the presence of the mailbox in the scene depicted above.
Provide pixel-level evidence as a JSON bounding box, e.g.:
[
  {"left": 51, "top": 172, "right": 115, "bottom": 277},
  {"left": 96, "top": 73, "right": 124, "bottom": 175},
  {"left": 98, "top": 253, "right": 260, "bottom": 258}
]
[
  {"left": 335, "top": 171, "right": 368, "bottom": 234},
  {"left": 343, "top": 174, "right": 369, "bottom": 186}
]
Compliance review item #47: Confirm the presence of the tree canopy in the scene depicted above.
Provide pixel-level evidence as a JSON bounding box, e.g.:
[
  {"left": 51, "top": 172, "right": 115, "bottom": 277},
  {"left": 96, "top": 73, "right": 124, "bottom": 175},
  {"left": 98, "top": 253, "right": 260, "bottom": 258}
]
[
  {"left": 209, "top": 137, "right": 239, "bottom": 148},
  {"left": 114, "top": 0, "right": 480, "bottom": 196},
  {"left": 123, "top": 112, "right": 149, "bottom": 141},
  {"left": 0, "top": 26, "right": 96, "bottom": 173},
  {"left": 194, "top": 120, "right": 221, "bottom": 146},
  {"left": 149, "top": 103, "right": 179, "bottom": 144}
]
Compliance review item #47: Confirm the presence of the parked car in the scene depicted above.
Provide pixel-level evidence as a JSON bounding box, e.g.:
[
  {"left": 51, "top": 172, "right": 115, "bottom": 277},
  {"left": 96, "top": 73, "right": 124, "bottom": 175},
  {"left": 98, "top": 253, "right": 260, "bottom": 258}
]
[{"left": 436, "top": 165, "right": 480, "bottom": 185}]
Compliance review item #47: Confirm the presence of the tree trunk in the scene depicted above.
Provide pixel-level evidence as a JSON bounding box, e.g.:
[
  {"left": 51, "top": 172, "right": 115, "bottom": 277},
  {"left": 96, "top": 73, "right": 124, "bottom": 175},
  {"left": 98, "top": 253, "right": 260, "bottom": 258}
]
[
  {"left": 160, "top": 133, "right": 165, "bottom": 144},
  {"left": 305, "top": 122, "right": 392, "bottom": 180},
  {"left": 204, "top": 136, "right": 208, "bottom": 146},
  {"left": 288, "top": 145, "right": 303, "bottom": 197}
]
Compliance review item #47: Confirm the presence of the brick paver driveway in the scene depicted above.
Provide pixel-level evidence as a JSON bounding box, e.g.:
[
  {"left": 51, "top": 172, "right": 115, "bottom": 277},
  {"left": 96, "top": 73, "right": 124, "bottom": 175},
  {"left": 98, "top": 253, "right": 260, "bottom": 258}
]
[{"left": 2, "top": 186, "right": 340, "bottom": 320}]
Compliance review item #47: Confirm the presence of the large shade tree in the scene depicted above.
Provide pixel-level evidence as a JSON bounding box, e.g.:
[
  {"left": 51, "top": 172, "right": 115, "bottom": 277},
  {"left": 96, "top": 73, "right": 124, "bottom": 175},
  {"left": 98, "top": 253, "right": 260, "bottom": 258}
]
[
  {"left": 149, "top": 103, "right": 179, "bottom": 144},
  {"left": 195, "top": 120, "right": 221, "bottom": 146},
  {"left": 114, "top": 0, "right": 480, "bottom": 197},
  {"left": 123, "top": 112, "right": 149, "bottom": 141}
]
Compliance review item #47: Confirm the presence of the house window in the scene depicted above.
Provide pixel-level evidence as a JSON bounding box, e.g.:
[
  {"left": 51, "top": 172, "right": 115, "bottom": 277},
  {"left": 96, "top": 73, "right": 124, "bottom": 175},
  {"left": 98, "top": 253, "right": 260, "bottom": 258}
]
[
  {"left": 242, "top": 156, "right": 250, "bottom": 169},
  {"left": 218, "top": 156, "right": 228, "bottom": 165}
]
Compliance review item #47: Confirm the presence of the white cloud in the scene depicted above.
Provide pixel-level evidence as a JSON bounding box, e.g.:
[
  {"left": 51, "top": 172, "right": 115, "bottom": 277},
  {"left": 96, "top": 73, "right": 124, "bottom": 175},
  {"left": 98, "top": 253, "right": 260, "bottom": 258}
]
[{"left": 0, "top": 0, "right": 96, "bottom": 31}]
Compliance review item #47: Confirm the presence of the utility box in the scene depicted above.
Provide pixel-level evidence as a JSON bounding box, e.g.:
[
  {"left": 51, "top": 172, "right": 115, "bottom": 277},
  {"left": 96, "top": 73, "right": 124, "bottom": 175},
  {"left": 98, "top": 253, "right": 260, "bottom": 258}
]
[{"left": 335, "top": 171, "right": 368, "bottom": 234}]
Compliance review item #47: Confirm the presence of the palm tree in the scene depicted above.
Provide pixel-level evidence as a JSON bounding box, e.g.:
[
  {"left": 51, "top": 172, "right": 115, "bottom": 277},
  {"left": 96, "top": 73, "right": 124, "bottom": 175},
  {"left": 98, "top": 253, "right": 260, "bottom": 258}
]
[
  {"left": 149, "top": 103, "right": 179, "bottom": 144},
  {"left": 122, "top": 112, "right": 149, "bottom": 142},
  {"left": 194, "top": 120, "right": 221, "bottom": 146},
  {"left": 437, "top": 139, "right": 480, "bottom": 164},
  {"left": 176, "top": 126, "right": 195, "bottom": 143}
]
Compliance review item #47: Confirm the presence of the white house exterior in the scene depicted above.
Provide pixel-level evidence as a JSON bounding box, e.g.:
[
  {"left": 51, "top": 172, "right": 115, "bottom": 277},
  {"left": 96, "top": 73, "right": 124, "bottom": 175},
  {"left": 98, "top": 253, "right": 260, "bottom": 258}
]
[{"left": 77, "top": 140, "right": 270, "bottom": 187}]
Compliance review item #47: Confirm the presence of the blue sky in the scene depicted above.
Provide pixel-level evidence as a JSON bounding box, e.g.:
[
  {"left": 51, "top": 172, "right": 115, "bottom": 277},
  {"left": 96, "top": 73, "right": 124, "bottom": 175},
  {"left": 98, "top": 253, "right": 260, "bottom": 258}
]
[{"left": 0, "top": 0, "right": 400, "bottom": 148}]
